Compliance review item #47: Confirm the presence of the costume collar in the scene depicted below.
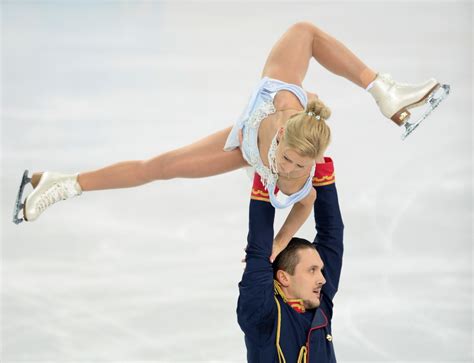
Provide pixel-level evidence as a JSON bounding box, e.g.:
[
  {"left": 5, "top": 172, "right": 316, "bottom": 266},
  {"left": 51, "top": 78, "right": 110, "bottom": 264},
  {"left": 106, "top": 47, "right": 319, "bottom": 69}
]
[
  {"left": 274, "top": 280, "right": 329, "bottom": 329},
  {"left": 273, "top": 280, "right": 306, "bottom": 313}
]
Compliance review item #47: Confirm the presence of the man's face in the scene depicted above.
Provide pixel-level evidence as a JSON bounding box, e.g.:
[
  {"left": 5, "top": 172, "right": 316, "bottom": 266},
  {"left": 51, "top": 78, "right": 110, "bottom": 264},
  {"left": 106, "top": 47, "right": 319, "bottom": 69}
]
[{"left": 285, "top": 248, "right": 326, "bottom": 309}]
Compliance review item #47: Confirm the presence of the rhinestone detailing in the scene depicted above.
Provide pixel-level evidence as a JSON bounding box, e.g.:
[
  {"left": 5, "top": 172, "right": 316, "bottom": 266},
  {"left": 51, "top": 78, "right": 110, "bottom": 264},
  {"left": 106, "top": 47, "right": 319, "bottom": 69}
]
[
  {"left": 241, "top": 100, "right": 279, "bottom": 191},
  {"left": 268, "top": 131, "right": 279, "bottom": 175},
  {"left": 240, "top": 99, "right": 317, "bottom": 209},
  {"left": 224, "top": 76, "right": 316, "bottom": 208},
  {"left": 307, "top": 111, "right": 321, "bottom": 120}
]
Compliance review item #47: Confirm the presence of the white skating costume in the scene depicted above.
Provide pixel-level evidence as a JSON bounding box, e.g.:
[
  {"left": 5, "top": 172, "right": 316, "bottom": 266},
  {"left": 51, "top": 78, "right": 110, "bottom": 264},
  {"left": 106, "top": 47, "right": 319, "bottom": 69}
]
[{"left": 224, "top": 76, "right": 316, "bottom": 209}]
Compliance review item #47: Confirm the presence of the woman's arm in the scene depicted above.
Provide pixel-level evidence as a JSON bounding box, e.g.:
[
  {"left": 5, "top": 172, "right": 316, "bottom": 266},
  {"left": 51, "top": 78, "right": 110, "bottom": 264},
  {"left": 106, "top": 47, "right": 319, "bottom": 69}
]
[{"left": 271, "top": 187, "right": 317, "bottom": 261}]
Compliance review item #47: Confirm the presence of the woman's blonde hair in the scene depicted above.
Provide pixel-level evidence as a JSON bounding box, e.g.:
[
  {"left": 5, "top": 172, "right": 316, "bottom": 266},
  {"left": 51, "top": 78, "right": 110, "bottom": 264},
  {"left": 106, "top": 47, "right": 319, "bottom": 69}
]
[{"left": 282, "top": 98, "right": 331, "bottom": 160}]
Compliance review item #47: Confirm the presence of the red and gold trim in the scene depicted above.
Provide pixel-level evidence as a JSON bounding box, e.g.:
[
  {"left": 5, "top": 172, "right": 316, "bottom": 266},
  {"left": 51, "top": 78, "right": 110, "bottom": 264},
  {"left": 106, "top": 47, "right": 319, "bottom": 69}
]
[
  {"left": 251, "top": 156, "right": 336, "bottom": 201},
  {"left": 287, "top": 300, "right": 306, "bottom": 314},
  {"left": 313, "top": 156, "right": 335, "bottom": 187},
  {"left": 274, "top": 280, "right": 309, "bottom": 363},
  {"left": 250, "top": 173, "right": 279, "bottom": 203},
  {"left": 274, "top": 280, "right": 306, "bottom": 314}
]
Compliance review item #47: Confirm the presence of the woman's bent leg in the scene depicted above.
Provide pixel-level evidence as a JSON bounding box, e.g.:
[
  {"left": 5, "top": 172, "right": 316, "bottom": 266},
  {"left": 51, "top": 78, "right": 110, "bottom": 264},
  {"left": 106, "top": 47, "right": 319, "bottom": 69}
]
[
  {"left": 261, "top": 21, "right": 377, "bottom": 88},
  {"left": 78, "top": 126, "right": 247, "bottom": 191}
]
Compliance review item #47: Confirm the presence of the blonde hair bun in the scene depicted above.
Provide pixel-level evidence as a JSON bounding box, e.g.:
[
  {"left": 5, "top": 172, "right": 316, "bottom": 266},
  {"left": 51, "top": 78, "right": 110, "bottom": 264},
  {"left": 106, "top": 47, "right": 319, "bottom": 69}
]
[
  {"left": 283, "top": 97, "right": 332, "bottom": 160},
  {"left": 306, "top": 98, "right": 331, "bottom": 121}
]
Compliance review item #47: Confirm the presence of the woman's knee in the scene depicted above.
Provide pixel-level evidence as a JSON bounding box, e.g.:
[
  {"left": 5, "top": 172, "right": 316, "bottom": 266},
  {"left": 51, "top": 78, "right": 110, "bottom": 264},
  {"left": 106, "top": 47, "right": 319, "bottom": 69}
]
[
  {"left": 290, "top": 21, "right": 329, "bottom": 47},
  {"left": 289, "top": 21, "right": 317, "bottom": 36}
]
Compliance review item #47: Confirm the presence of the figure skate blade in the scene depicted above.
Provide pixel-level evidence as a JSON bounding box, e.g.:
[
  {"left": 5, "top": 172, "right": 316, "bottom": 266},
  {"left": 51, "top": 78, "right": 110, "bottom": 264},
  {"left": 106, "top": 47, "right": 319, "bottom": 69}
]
[
  {"left": 12, "top": 170, "right": 31, "bottom": 224},
  {"left": 401, "top": 84, "right": 451, "bottom": 140}
]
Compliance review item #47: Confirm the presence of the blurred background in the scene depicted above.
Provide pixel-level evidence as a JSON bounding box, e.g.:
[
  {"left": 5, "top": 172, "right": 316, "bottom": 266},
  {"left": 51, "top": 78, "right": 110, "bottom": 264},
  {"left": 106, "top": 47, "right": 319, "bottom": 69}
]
[{"left": 1, "top": 1, "right": 472, "bottom": 362}]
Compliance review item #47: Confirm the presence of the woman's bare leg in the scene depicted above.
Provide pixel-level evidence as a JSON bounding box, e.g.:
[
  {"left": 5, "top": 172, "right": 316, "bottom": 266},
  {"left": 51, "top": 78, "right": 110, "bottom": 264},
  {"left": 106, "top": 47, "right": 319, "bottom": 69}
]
[
  {"left": 261, "top": 21, "right": 377, "bottom": 88},
  {"left": 77, "top": 126, "right": 247, "bottom": 191}
]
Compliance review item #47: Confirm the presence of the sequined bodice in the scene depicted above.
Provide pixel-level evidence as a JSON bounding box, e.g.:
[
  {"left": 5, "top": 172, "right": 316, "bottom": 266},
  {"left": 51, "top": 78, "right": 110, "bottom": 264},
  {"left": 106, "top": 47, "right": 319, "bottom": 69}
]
[
  {"left": 241, "top": 100, "right": 278, "bottom": 190},
  {"left": 223, "top": 76, "right": 315, "bottom": 209},
  {"left": 240, "top": 98, "right": 316, "bottom": 209}
]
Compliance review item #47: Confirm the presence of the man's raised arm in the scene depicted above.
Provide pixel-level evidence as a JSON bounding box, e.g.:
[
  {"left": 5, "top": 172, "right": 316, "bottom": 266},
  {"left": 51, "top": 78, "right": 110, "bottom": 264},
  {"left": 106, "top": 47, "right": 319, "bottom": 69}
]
[
  {"left": 312, "top": 157, "right": 345, "bottom": 302},
  {"left": 237, "top": 174, "right": 276, "bottom": 341}
]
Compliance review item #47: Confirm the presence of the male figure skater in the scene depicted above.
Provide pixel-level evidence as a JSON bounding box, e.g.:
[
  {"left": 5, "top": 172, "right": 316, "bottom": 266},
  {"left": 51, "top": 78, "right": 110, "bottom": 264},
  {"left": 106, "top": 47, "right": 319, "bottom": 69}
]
[{"left": 238, "top": 157, "right": 343, "bottom": 362}]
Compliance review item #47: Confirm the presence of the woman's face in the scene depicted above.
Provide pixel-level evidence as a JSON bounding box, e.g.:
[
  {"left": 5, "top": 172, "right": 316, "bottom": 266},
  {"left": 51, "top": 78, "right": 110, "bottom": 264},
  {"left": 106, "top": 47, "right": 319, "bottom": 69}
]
[{"left": 275, "top": 142, "right": 315, "bottom": 179}]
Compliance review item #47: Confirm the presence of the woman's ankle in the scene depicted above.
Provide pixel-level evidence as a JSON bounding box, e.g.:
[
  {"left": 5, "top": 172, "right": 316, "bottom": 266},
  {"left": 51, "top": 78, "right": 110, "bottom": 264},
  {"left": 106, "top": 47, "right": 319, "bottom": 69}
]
[{"left": 360, "top": 68, "right": 377, "bottom": 89}]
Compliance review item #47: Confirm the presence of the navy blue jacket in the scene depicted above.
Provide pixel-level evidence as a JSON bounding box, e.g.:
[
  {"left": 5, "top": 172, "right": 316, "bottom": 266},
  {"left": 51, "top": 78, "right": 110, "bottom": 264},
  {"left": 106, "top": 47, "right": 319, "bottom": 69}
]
[{"left": 237, "top": 159, "right": 344, "bottom": 362}]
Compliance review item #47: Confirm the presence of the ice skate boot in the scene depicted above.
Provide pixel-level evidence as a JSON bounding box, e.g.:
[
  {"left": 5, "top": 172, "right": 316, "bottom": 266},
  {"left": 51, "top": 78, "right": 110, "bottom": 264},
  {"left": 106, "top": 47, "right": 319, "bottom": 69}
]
[
  {"left": 368, "top": 73, "right": 450, "bottom": 140},
  {"left": 12, "top": 170, "right": 82, "bottom": 224}
]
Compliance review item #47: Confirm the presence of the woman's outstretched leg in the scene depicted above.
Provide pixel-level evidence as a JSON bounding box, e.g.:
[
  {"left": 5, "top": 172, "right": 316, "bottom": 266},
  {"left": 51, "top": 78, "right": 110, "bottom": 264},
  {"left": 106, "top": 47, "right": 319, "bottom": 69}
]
[
  {"left": 16, "top": 126, "right": 247, "bottom": 222},
  {"left": 78, "top": 126, "right": 247, "bottom": 191},
  {"left": 262, "top": 21, "right": 448, "bottom": 136},
  {"left": 261, "top": 21, "right": 376, "bottom": 88}
]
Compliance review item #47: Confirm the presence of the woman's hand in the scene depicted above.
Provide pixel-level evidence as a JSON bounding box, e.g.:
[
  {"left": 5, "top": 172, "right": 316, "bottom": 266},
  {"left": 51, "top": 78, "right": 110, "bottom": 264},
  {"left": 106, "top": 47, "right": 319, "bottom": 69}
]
[
  {"left": 270, "top": 238, "right": 288, "bottom": 263},
  {"left": 241, "top": 240, "right": 288, "bottom": 264},
  {"left": 270, "top": 188, "right": 317, "bottom": 262}
]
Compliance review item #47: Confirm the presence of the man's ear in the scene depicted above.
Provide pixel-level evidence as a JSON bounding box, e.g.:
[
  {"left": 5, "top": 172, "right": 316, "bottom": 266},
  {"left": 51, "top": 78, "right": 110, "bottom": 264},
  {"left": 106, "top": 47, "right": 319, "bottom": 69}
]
[{"left": 276, "top": 270, "right": 290, "bottom": 287}]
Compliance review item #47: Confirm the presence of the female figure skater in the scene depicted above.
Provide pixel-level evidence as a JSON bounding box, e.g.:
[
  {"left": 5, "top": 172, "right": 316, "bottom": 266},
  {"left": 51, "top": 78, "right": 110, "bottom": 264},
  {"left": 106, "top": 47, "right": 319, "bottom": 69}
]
[{"left": 13, "top": 22, "right": 449, "bottom": 256}]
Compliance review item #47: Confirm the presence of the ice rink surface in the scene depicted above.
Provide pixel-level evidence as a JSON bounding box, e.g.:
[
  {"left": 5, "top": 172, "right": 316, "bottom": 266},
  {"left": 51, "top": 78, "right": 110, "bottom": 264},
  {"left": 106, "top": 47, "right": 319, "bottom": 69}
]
[{"left": 1, "top": 1, "right": 472, "bottom": 362}]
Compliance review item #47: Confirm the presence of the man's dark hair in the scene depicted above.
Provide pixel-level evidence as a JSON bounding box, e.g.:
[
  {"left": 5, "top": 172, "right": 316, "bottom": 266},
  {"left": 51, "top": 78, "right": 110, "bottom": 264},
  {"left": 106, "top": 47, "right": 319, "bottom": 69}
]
[{"left": 273, "top": 237, "right": 316, "bottom": 277}]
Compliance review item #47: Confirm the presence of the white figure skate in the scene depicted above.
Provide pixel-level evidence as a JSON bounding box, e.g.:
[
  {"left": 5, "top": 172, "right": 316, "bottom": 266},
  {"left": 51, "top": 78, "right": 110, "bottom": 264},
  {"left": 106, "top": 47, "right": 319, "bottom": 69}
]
[
  {"left": 13, "top": 170, "right": 82, "bottom": 224},
  {"left": 368, "top": 73, "right": 450, "bottom": 140}
]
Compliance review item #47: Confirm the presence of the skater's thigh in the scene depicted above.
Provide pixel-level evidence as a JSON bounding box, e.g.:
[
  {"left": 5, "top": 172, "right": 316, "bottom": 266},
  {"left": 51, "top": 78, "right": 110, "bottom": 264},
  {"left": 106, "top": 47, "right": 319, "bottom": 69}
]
[
  {"left": 147, "top": 126, "right": 248, "bottom": 179},
  {"left": 261, "top": 22, "right": 314, "bottom": 87}
]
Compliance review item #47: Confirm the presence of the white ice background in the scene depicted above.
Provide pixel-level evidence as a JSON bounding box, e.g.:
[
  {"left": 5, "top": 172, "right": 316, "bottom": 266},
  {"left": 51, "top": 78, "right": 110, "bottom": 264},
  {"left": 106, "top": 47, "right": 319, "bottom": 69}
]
[{"left": 1, "top": 1, "right": 472, "bottom": 362}]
